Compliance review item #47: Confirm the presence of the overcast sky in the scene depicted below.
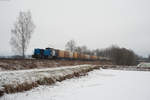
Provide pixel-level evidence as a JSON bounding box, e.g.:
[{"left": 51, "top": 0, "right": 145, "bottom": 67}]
[{"left": 0, "top": 0, "right": 150, "bottom": 57}]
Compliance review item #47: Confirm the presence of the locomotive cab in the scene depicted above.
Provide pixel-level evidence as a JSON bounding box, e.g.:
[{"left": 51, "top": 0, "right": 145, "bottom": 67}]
[{"left": 32, "top": 48, "right": 44, "bottom": 59}]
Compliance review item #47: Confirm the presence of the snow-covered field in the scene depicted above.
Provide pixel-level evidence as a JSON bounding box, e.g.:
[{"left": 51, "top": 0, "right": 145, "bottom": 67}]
[{"left": 1, "top": 69, "right": 150, "bottom": 100}]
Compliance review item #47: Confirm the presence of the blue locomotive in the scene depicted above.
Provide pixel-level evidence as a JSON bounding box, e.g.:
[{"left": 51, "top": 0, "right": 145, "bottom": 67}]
[{"left": 32, "top": 48, "right": 58, "bottom": 59}]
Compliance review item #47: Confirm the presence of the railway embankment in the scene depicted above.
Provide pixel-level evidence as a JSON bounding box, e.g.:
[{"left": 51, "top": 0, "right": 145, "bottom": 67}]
[
  {"left": 0, "top": 65, "right": 101, "bottom": 97},
  {"left": 0, "top": 59, "right": 111, "bottom": 71}
]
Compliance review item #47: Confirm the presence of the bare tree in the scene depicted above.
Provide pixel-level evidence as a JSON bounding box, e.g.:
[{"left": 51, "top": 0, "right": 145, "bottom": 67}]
[
  {"left": 75, "top": 46, "right": 82, "bottom": 53},
  {"left": 65, "top": 40, "right": 76, "bottom": 52},
  {"left": 75, "top": 45, "right": 92, "bottom": 55},
  {"left": 10, "top": 11, "right": 35, "bottom": 58},
  {"left": 80, "top": 46, "right": 87, "bottom": 53},
  {"left": 148, "top": 55, "right": 150, "bottom": 61}
]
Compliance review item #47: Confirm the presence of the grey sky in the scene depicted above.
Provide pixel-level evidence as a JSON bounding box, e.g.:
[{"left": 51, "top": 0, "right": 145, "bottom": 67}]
[{"left": 0, "top": 0, "right": 150, "bottom": 57}]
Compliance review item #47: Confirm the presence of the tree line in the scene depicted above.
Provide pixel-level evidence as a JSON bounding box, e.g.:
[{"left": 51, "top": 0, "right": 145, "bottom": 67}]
[{"left": 65, "top": 40, "right": 138, "bottom": 65}]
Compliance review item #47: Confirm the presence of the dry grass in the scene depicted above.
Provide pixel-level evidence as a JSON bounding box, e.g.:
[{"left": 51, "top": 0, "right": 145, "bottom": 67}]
[{"left": 0, "top": 59, "right": 111, "bottom": 71}]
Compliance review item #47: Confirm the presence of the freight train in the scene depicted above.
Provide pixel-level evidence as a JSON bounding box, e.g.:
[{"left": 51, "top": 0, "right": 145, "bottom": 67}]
[{"left": 32, "top": 48, "right": 109, "bottom": 61}]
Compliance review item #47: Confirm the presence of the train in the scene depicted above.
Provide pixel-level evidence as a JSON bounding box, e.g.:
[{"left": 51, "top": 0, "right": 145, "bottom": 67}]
[{"left": 32, "top": 48, "right": 110, "bottom": 61}]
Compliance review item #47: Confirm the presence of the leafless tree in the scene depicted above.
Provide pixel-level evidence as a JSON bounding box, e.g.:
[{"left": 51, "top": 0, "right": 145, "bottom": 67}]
[
  {"left": 65, "top": 40, "right": 76, "bottom": 52},
  {"left": 148, "top": 55, "right": 150, "bottom": 61},
  {"left": 80, "top": 46, "right": 87, "bottom": 53},
  {"left": 75, "top": 46, "right": 82, "bottom": 53},
  {"left": 74, "top": 45, "right": 93, "bottom": 55},
  {"left": 10, "top": 11, "right": 35, "bottom": 58}
]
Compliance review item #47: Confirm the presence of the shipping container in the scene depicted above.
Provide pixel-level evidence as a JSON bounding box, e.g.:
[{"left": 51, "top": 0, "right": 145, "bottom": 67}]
[
  {"left": 81, "top": 54, "right": 85, "bottom": 60},
  {"left": 85, "top": 54, "right": 90, "bottom": 60},
  {"left": 69, "top": 52, "right": 73, "bottom": 59},
  {"left": 94, "top": 56, "right": 97, "bottom": 60},
  {"left": 77, "top": 53, "right": 82, "bottom": 59},
  {"left": 58, "top": 50, "right": 65, "bottom": 58},
  {"left": 64, "top": 51, "right": 70, "bottom": 59},
  {"left": 90, "top": 55, "right": 97, "bottom": 60},
  {"left": 73, "top": 52, "right": 78, "bottom": 59}
]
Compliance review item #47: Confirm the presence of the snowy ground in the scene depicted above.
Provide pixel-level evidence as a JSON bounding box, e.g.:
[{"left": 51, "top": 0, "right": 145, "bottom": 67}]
[{"left": 1, "top": 69, "right": 150, "bottom": 100}]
